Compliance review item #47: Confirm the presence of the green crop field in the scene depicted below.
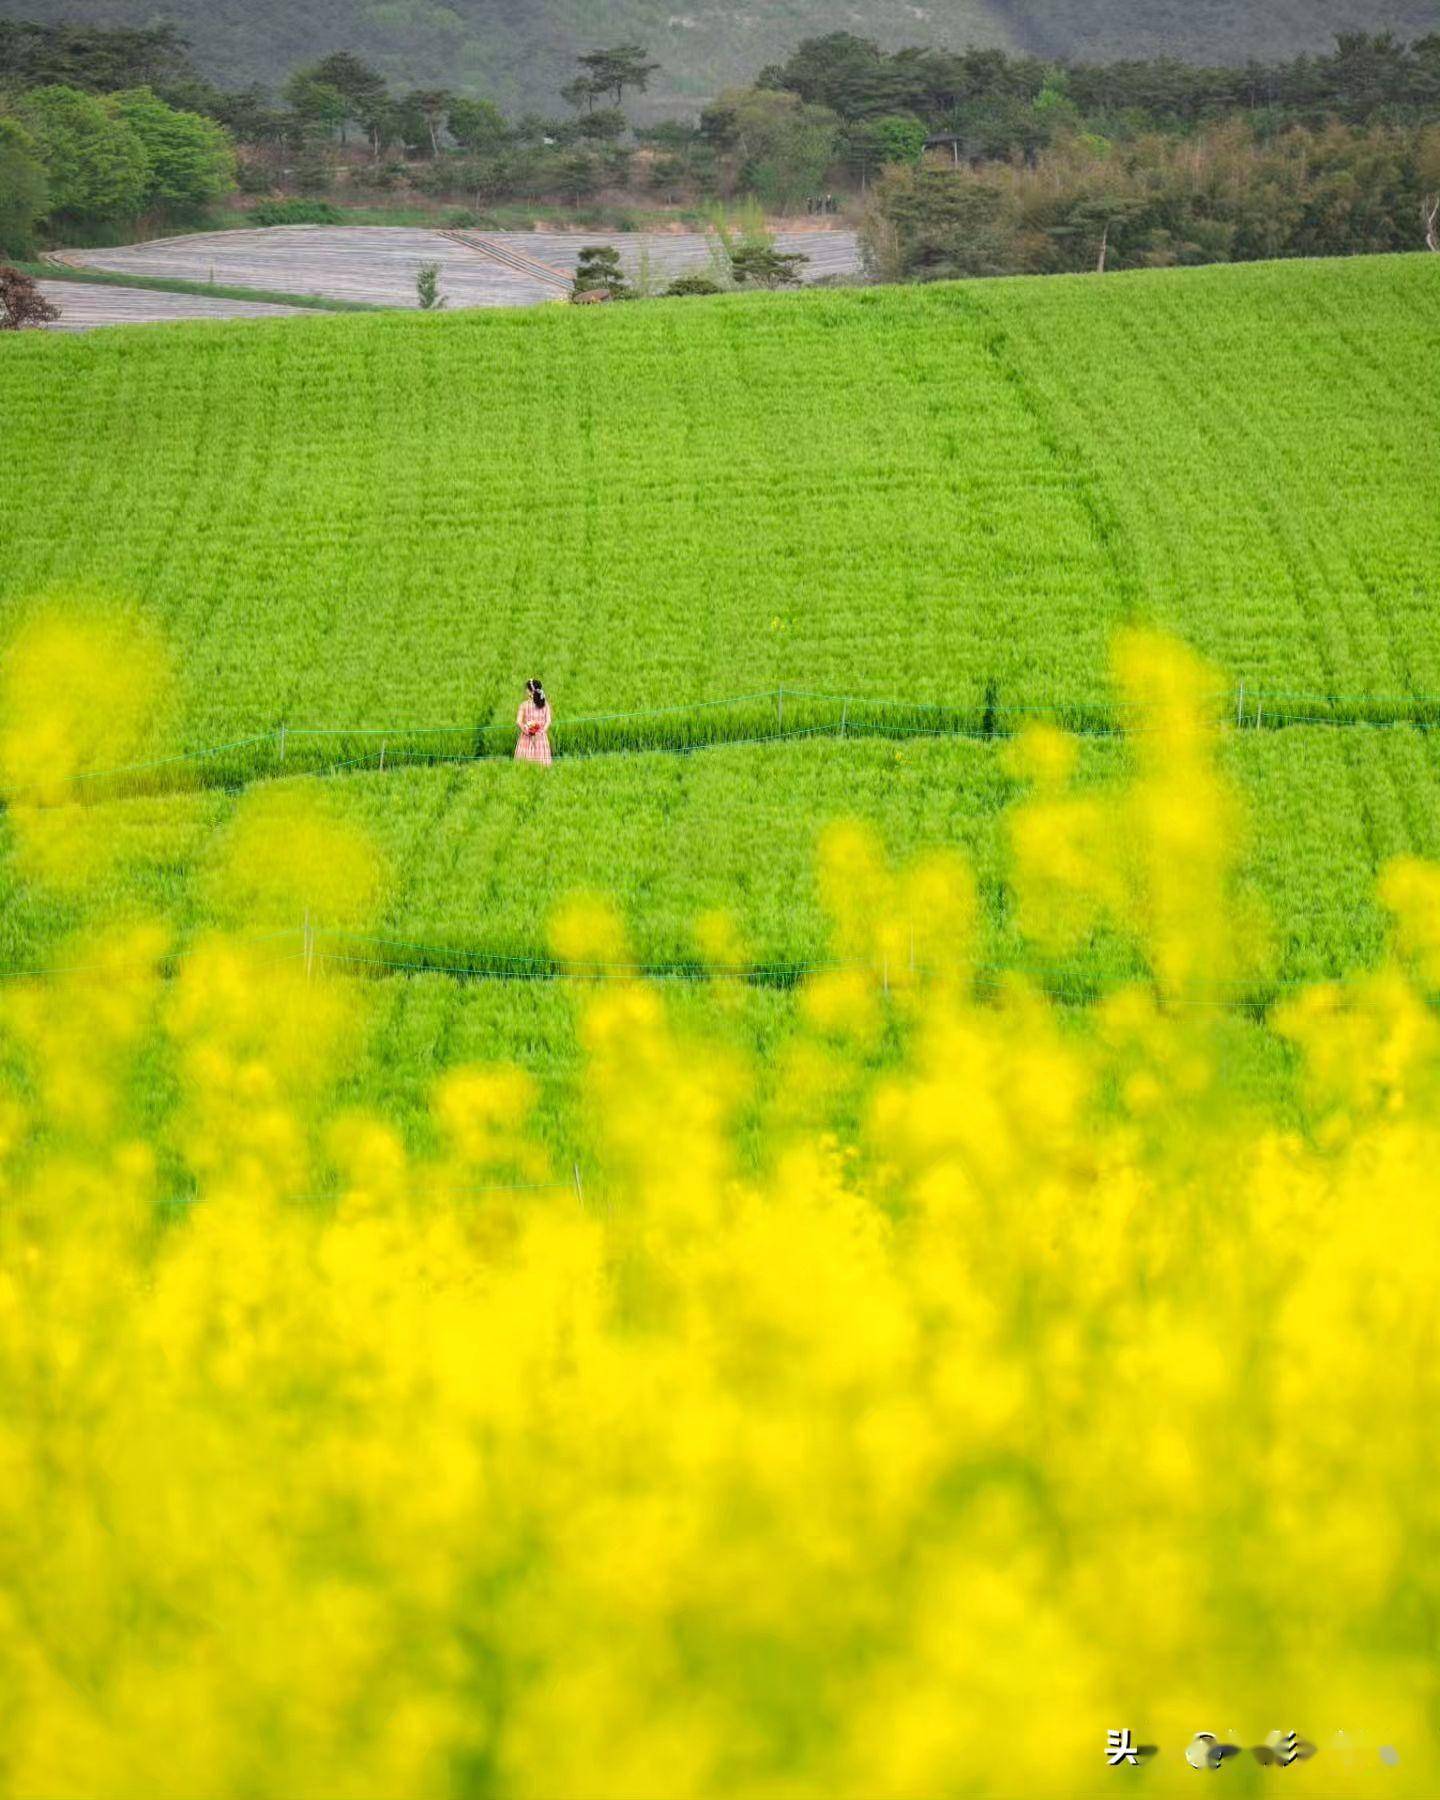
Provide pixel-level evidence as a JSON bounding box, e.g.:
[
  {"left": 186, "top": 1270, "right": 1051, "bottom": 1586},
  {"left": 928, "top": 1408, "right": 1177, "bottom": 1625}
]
[
  {"left": 4, "top": 257, "right": 1437, "bottom": 752},
  {"left": 3, "top": 251, "right": 1439, "bottom": 1155}
]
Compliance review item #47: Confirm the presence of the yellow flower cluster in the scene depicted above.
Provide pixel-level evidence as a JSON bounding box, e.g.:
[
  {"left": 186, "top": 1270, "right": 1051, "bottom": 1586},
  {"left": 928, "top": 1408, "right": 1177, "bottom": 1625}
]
[{"left": 0, "top": 631, "right": 1436, "bottom": 1796}]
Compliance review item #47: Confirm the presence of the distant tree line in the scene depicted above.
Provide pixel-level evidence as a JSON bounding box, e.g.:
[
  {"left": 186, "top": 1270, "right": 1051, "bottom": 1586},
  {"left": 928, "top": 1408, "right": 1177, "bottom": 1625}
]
[
  {"left": 0, "top": 33, "right": 234, "bottom": 255},
  {"left": 0, "top": 25, "right": 672, "bottom": 245},
  {"left": 3, "top": 17, "right": 1440, "bottom": 276},
  {"left": 862, "top": 118, "right": 1440, "bottom": 280},
  {"left": 761, "top": 30, "right": 1440, "bottom": 147}
]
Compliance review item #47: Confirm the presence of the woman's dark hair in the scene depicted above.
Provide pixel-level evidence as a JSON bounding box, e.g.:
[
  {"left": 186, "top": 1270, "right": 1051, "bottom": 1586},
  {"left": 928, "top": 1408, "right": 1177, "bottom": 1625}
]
[{"left": 527, "top": 677, "right": 547, "bottom": 710}]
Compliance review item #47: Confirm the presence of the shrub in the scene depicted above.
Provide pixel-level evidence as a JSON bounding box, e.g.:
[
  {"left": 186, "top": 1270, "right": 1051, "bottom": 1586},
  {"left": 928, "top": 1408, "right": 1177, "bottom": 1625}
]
[
  {"left": 247, "top": 199, "right": 343, "bottom": 227},
  {"left": 0, "top": 265, "right": 61, "bottom": 329},
  {"left": 571, "top": 243, "right": 631, "bottom": 301},
  {"left": 665, "top": 272, "right": 722, "bottom": 297},
  {"left": 729, "top": 238, "right": 810, "bottom": 288}
]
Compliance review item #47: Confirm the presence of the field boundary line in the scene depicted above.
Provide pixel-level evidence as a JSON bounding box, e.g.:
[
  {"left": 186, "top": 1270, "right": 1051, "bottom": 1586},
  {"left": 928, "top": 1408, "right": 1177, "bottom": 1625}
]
[
  {"left": 0, "top": 920, "right": 1385, "bottom": 1018},
  {"left": 11, "top": 683, "right": 1440, "bottom": 811}
]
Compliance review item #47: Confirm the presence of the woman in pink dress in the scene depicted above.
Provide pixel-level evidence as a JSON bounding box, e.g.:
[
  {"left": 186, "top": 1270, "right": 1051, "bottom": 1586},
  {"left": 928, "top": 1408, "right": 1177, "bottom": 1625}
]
[{"left": 515, "top": 678, "right": 553, "bottom": 765}]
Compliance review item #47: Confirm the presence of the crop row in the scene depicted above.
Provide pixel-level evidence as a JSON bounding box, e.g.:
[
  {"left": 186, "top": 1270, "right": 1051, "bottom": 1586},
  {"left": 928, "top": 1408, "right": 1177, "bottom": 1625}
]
[
  {"left": 6, "top": 728, "right": 1438, "bottom": 993},
  {"left": 985, "top": 256, "right": 1440, "bottom": 699}
]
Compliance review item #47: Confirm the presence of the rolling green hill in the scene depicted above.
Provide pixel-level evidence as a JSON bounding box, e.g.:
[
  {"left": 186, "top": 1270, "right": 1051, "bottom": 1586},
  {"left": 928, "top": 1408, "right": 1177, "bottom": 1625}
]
[
  {"left": 0, "top": 0, "right": 1435, "bottom": 109},
  {"left": 3, "top": 251, "right": 1439, "bottom": 1151},
  {"left": 5, "top": 257, "right": 1437, "bottom": 742}
]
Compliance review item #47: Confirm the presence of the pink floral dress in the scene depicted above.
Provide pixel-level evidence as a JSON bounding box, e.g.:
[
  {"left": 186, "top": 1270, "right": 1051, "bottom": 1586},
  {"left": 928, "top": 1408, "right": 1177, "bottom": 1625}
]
[{"left": 515, "top": 699, "right": 552, "bottom": 765}]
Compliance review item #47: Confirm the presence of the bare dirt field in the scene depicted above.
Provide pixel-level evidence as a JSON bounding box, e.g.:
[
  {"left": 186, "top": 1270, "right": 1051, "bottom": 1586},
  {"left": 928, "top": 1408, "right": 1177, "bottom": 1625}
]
[
  {"left": 54, "top": 225, "right": 864, "bottom": 311},
  {"left": 34, "top": 281, "right": 308, "bottom": 330}
]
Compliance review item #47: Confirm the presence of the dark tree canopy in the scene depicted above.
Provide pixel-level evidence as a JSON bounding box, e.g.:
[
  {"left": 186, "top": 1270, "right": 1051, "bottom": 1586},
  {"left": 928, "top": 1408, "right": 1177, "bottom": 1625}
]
[{"left": 0, "top": 263, "right": 60, "bottom": 328}]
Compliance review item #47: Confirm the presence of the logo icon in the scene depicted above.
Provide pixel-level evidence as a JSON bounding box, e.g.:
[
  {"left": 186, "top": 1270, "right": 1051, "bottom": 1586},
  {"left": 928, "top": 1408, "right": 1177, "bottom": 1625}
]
[
  {"left": 1185, "top": 1732, "right": 1241, "bottom": 1770},
  {"left": 1254, "top": 1730, "right": 1316, "bottom": 1767}
]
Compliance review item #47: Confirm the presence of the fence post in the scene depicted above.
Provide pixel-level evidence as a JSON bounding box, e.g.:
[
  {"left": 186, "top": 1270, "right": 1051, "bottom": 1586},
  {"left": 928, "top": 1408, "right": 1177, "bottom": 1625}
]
[
  {"left": 379, "top": 738, "right": 386, "bottom": 772},
  {"left": 1236, "top": 679, "right": 1245, "bottom": 728},
  {"left": 278, "top": 723, "right": 287, "bottom": 764},
  {"left": 572, "top": 1162, "right": 585, "bottom": 1208},
  {"left": 303, "top": 909, "right": 314, "bottom": 983},
  {"left": 840, "top": 698, "right": 848, "bottom": 740},
  {"left": 777, "top": 686, "right": 784, "bottom": 736},
  {"left": 1256, "top": 695, "right": 1263, "bottom": 730}
]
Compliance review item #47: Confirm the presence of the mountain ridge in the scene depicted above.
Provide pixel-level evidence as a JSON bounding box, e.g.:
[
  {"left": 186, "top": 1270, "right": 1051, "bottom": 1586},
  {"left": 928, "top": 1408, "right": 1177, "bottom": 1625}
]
[{"left": 1, "top": 0, "right": 1435, "bottom": 112}]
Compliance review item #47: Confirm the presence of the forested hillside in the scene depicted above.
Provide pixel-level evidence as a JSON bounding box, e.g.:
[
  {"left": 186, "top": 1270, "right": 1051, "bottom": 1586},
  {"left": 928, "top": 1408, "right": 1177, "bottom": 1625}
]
[
  {"left": 1000, "top": 0, "right": 1439, "bottom": 63},
  {"left": 2, "top": 0, "right": 1434, "bottom": 110}
]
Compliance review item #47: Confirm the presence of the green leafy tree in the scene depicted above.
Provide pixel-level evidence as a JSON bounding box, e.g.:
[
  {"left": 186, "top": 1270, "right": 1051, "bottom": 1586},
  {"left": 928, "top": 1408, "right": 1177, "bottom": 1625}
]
[
  {"left": 640, "top": 121, "right": 719, "bottom": 203},
  {"left": 556, "top": 150, "right": 606, "bottom": 206},
  {"left": 308, "top": 52, "right": 389, "bottom": 148},
  {"left": 1044, "top": 189, "right": 1145, "bottom": 271},
  {"left": 108, "top": 87, "right": 234, "bottom": 211},
  {"left": 212, "top": 86, "right": 290, "bottom": 147},
  {"left": 560, "top": 77, "right": 602, "bottom": 115},
  {"left": 571, "top": 244, "right": 630, "bottom": 299},
  {"left": 575, "top": 46, "right": 660, "bottom": 110},
  {"left": 729, "top": 236, "right": 809, "bottom": 287},
  {"left": 453, "top": 151, "right": 522, "bottom": 209},
  {"left": 0, "top": 22, "right": 197, "bottom": 99},
  {"left": 758, "top": 32, "right": 899, "bottom": 115},
  {"left": 843, "top": 111, "right": 930, "bottom": 184},
  {"left": 0, "top": 117, "right": 50, "bottom": 255},
  {"left": 16, "top": 84, "right": 149, "bottom": 223},
  {"left": 399, "top": 89, "right": 452, "bottom": 157},
  {"left": 838, "top": 120, "right": 886, "bottom": 187},
  {"left": 415, "top": 263, "right": 446, "bottom": 308},
  {"left": 874, "top": 113, "right": 930, "bottom": 164},
  {"left": 281, "top": 71, "right": 349, "bottom": 143},
  {"left": 577, "top": 108, "right": 627, "bottom": 144},
  {"left": 860, "top": 161, "right": 1015, "bottom": 280},
  {"left": 701, "top": 87, "right": 839, "bottom": 209},
  {"left": 448, "top": 97, "right": 508, "bottom": 153}
]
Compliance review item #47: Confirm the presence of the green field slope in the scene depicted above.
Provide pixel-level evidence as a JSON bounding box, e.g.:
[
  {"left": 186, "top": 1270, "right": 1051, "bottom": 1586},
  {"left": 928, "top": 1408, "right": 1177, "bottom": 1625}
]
[
  {"left": 0, "top": 0, "right": 1432, "bottom": 109},
  {"left": 4, "top": 256, "right": 1437, "bottom": 754},
  {"left": 4, "top": 253, "right": 1439, "bottom": 1153}
]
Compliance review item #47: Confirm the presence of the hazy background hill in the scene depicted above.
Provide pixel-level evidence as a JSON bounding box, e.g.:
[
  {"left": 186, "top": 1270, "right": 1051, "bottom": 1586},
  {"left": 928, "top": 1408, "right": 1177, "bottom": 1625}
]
[{"left": 2, "top": 0, "right": 1436, "bottom": 112}]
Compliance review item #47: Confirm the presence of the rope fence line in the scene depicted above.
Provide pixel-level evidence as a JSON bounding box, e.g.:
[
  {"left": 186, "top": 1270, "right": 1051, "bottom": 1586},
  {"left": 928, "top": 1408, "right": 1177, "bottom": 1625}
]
[{"left": 12, "top": 681, "right": 1440, "bottom": 810}]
